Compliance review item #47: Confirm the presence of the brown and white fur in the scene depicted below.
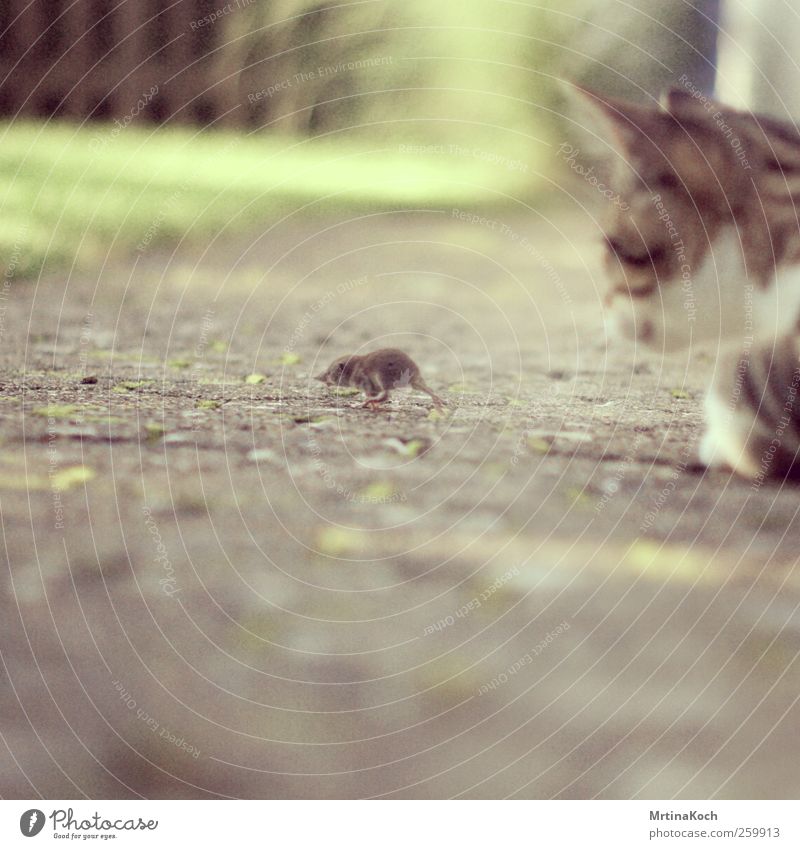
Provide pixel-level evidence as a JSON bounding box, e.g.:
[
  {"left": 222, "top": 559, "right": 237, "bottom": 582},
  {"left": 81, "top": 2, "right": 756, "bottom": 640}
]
[{"left": 567, "top": 85, "right": 800, "bottom": 481}]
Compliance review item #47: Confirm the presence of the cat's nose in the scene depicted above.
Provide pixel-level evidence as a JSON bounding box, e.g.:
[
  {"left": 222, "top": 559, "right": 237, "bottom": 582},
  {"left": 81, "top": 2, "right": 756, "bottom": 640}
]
[
  {"left": 639, "top": 319, "right": 654, "bottom": 343},
  {"left": 607, "top": 307, "right": 654, "bottom": 346}
]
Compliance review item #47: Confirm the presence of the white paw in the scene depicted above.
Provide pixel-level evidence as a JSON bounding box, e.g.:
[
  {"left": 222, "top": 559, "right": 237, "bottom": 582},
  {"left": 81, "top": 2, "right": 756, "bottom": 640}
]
[
  {"left": 700, "top": 393, "right": 760, "bottom": 478},
  {"left": 698, "top": 427, "right": 726, "bottom": 469}
]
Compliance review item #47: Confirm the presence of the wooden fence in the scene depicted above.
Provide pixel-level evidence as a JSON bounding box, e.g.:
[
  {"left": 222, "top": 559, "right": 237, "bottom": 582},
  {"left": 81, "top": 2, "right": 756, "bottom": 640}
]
[{"left": 0, "top": 0, "right": 255, "bottom": 126}]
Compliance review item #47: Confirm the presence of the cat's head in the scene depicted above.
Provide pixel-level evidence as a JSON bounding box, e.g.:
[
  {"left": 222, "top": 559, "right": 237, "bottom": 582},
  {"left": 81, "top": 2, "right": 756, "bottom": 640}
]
[{"left": 563, "top": 85, "right": 800, "bottom": 351}]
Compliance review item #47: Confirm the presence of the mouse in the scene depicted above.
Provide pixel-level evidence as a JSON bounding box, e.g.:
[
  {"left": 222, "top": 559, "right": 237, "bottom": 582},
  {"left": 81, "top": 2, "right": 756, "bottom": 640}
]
[{"left": 315, "top": 348, "right": 445, "bottom": 410}]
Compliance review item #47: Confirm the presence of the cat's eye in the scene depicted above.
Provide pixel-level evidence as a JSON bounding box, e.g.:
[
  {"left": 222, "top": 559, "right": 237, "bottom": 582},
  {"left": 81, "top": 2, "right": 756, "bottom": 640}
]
[
  {"left": 653, "top": 172, "right": 680, "bottom": 190},
  {"left": 605, "top": 237, "right": 665, "bottom": 270},
  {"left": 765, "top": 158, "right": 794, "bottom": 174}
]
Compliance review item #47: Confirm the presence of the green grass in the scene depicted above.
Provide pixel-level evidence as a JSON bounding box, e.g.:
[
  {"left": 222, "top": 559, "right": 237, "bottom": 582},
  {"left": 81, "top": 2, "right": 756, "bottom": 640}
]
[{"left": 0, "top": 121, "right": 545, "bottom": 278}]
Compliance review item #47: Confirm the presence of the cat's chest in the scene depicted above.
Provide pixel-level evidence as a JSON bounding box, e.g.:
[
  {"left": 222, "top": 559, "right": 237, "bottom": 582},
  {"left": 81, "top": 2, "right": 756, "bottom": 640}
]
[
  {"left": 695, "top": 227, "right": 800, "bottom": 339},
  {"left": 755, "top": 260, "right": 800, "bottom": 336}
]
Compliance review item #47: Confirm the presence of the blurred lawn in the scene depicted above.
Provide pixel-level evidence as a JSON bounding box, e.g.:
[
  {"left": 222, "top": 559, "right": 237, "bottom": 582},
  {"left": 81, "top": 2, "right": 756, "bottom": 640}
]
[{"left": 0, "top": 121, "right": 545, "bottom": 279}]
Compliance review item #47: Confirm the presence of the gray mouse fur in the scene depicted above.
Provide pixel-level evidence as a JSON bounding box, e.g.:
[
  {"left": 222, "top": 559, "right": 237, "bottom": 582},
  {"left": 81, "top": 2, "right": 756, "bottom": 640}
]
[{"left": 315, "top": 348, "right": 444, "bottom": 410}]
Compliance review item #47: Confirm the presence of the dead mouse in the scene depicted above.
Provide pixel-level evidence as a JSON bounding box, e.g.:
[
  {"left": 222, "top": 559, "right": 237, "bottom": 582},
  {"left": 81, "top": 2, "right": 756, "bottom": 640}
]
[{"left": 315, "top": 348, "right": 445, "bottom": 410}]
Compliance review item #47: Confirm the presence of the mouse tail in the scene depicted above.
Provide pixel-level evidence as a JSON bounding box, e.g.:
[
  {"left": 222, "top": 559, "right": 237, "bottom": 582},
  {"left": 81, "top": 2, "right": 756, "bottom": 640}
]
[{"left": 412, "top": 377, "right": 445, "bottom": 410}]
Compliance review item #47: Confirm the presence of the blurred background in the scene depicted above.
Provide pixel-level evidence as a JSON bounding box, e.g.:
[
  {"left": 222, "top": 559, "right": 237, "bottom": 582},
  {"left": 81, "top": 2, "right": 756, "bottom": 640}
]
[{"left": 0, "top": 0, "right": 727, "bottom": 277}]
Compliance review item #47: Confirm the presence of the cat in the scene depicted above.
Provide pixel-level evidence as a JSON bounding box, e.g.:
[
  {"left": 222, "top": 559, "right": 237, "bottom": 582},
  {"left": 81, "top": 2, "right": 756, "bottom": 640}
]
[{"left": 565, "top": 84, "right": 800, "bottom": 483}]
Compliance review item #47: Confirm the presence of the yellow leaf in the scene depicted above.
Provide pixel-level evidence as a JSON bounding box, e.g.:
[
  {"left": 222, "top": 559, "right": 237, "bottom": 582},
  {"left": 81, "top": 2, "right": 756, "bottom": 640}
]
[
  {"left": 112, "top": 380, "right": 152, "bottom": 393},
  {"left": 624, "top": 540, "right": 709, "bottom": 584},
  {"left": 52, "top": 466, "right": 95, "bottom": 490},
  {"left": 316, "top": 526, "right": 366, "bottom": 556},
  {"left": 144, "top": 423, "right": 166, "bottom": 440},
  {"left": 565, "top": 486, "right": 589, "bottom": 506},
  {"left": 32, "top": 405, "right": 80, "bottom": 418},
  {"left": 359, "top": 481, "right": 397, "bottom": 501},
  {"left": 384, "top": 438, "right": 425, "bottom": 458},
  {"left": 527, "top": 436, "right": 550, "bottom": 453}
]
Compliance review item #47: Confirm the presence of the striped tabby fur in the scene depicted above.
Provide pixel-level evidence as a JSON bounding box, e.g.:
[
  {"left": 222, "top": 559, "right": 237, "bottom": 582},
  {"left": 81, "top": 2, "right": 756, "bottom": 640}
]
[{"left": 569, "top": 86, "right": 800, "bottom": 481}]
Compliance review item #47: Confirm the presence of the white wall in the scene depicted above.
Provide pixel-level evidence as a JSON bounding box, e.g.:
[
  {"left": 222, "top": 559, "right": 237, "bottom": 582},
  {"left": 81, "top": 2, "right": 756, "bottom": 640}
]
[{"left": 716, "top": 0, "right": 800, "bottom": 119}]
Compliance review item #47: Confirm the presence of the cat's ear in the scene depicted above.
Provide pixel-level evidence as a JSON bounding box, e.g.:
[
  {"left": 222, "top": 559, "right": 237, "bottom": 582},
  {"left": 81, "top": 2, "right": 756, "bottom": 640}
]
[
  {"left": 659, "top": 88, "right": 720, "bottom": 122},
  {"left": 560, "top": 82, "right": 655, "bottom": 156}
]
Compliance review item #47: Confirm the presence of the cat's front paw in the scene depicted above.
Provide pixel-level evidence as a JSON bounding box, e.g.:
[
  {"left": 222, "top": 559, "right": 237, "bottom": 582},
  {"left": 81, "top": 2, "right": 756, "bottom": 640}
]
[
  {"left": 700, "top": 337, "right": 800, "bottom": 481},
  {"left": 698, "top": 421, "right": 726, "bottom": 470},
  {"left": 698, "top": 395, "right": 760, "bottom": 477}
]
